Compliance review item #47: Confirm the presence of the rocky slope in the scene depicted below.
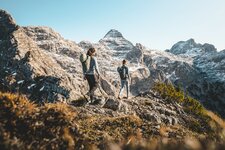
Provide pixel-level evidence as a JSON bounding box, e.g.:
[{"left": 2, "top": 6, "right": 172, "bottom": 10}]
[
  {"left": 166, "top": 39, "right": 225, "bottom": 117},
  {"left": 1, "top": 86, "right": 225, "bottom": 149},
  {"left": 0, "top": 10, "right": 94, "bottom": 102}
]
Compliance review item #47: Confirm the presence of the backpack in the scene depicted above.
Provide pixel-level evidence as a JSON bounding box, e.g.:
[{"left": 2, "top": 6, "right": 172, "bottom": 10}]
[
  {"left": 117, "top": 66, "right": 128, "bottom": 80},
  {"left": 80, "top": 53, "right": 91, "bottom": 73}
]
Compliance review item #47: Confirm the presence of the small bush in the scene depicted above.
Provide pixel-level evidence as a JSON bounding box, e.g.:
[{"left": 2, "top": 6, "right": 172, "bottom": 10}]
[
  {"left": 153, "top": 83, "right": 205, "bottom": 116},
  {"left": 152, "top": 83, "right": 216, "bottom": 134}
]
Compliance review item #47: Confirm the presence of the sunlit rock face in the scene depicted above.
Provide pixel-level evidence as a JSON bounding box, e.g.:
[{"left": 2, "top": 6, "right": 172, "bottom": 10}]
[
  {"left": 99, "top": 29, "right": 136, "bottom": 59},
  {"left": 0, "top": 10, "right": 86, "bottom": 102}
]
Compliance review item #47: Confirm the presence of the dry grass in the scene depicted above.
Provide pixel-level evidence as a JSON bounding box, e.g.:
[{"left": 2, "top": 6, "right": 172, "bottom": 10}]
[
  {"left": 77, "top": 115, "right": 142, "bottom": 143},
  {"left": 0, "top": 92, "right": 145, "bottom": 149},
  {"left": 0, "top": 92, "right": 78, "bottom": 149},
  {"left": 207, "top": 111, "right": 225, "bottom": 129},
  {"left": 0, "top": 91, "right": 225, "bottom": 150}
]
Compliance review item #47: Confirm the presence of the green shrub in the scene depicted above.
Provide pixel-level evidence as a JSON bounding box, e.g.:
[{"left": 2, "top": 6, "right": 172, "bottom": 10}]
[{"left": 153, "top": 82, "right": 205, "bottom": 116}]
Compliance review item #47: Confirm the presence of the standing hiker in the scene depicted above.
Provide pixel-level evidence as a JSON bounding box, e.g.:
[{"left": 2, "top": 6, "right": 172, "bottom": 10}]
[
  {"left": 80, "top": 47, "right": 101, "bottom": 103},
  {"left": 117, "top": 59, "right": 130, "bottom": 99}
]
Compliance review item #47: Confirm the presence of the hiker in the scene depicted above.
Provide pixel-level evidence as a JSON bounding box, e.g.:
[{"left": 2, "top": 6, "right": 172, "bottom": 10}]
[
  {"left": 80, "top": 47, "right": 101, "bottom": 103},
  {"left": 117, "top": 59, "right": 130, "bottom": 99}
]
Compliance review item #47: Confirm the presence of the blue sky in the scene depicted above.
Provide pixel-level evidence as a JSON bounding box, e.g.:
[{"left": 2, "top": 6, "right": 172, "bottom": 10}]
[{"left": 1, "top": 0, "right": 225, "bottom": 50}]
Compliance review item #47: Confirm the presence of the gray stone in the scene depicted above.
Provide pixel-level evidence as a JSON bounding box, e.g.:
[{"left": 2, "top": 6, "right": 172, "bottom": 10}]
[
  {"left": 145, "top": 113, "right": 162, "bottom": 124},
  {"left": 172, "top": 117, "right": 178, "bottom": 125},
  {"left": 103, "top": 98, "right": 120, "bottom": 111},
  {"left": 126, "top": 43, "right": 144, "bottom": 64},
  {"left": 165, "top": 117, "right": 173, "bottom": 125},
  {"left": 0, "top": 10, "right": 18, "bottom": 38},
  {"left": 100, "top": 77, "right": 115, "bottom": 96}
]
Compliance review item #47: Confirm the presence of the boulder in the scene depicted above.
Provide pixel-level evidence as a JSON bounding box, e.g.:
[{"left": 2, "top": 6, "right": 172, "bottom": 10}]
[
  {"left": 103, "top": 98, "right": 120, "bottom": 111},
  {"left": 100, "top": 77, "right": 116, "bottom": 96}
]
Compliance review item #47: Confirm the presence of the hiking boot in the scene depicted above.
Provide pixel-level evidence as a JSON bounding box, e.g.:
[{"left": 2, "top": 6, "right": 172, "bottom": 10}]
[{"left": 90, "top": 99, "right": 102, "bottom": 105}]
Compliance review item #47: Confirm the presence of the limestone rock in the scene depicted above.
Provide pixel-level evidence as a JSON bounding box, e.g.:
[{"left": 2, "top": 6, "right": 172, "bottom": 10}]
[{"left": 103, "top": 98, "right": 120, "bottom": 111}]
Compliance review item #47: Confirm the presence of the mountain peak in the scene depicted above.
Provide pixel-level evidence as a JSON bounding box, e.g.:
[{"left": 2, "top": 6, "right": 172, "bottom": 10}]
[
  {"left": 168, "top": 38, "right": 201, "bottom": 55},
  {"left": 0, "top": 9, "right": 18, "bottom": 38},
  {"left": 187, "top": 38, "right": 195, "bottom": 44},
  {"left": 167, "top": 38, "right": 217, "bottom": 57},
  {"left": 103, "top": 29, "right": 123, "bottom": 39}
]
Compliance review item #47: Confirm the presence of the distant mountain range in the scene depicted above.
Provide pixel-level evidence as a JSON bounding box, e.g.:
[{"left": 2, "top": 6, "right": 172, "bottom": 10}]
[{"left": 0, "top": 9, "right": 225, "bottom": 118}]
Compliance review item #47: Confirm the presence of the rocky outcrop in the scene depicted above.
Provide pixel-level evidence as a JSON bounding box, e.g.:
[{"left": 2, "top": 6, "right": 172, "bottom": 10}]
[
  {"left": 103, "top": 29, "right": 124, "bottom": 39},
  {"left": 138, "top": 39, "right": 225, "bottom": 117},
  {"left": 0, "top": 10, "right": 18, "bottom": 39},
  {"left": 167, "top": 38, "right": 217, "bottom": 57},
  {"left": 126, "top": 43, "right": 144, "bottom": 64},
  {"left": 0, "top": 11, "right": 76, "bottom": 101},
  {"left": 99, "top": 29, "right": 135, "bottom": 59},
  {"left": 0, "top": 13, "right": 73, "bottom": 102},
  {"left": 103, "top": 98, "right": 121, "bottom": 111},
  {"left": 74, "top": 90, "right": 186, "bottom": 126},
  {"left": 166, "top": 39, "right": 225, "bottom": 117},
  {"left": 100, "top": 77, "right": 116, "bottom": 96},
  {"left": 23, "top": 26, "right": 82, "bottom": 58}
]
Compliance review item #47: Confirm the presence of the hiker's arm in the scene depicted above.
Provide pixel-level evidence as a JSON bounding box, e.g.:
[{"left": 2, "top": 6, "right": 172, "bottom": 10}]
[
  {"left": 81, "top": 64, "right": 85, "bottom": 75},
  {"left": 95, "top": 58, "right": 100, "bottom": 76},
  {"left": 127, "top": 68, "right": 131, "bottom": 81},
  {"left": 81, "top": 64, "right": 86, "bottom": 80}
]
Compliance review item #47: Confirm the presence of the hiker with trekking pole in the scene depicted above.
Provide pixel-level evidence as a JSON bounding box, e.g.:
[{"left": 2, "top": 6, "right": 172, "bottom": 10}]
[{"left": 80, "top": 47, "right": 102, "bottom": 103}]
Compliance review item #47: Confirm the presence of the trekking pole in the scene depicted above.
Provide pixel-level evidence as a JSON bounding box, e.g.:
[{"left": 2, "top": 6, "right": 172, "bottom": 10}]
[{"left": 81, "top": 91, "right": 88, "bottom": 102}]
